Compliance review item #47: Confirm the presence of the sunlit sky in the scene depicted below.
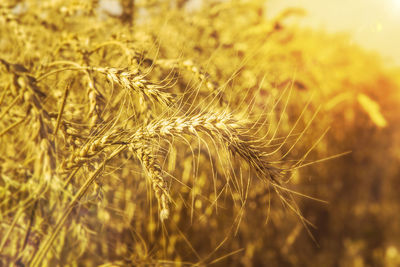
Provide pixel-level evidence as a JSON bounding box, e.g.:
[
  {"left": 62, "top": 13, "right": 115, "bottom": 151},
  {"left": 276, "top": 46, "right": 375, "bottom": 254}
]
[{"left": 268, "top": 0, "right": 400, "bottom": 66}]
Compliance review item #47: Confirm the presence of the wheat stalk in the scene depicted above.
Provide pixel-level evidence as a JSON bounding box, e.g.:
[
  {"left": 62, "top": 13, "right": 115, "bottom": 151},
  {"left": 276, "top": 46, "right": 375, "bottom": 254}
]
[
  {"left": 130, "top": 142, "right": 170, "bottom": 221},
  {"left": 128, "top": 112, "right": 286, "bottom": 184}
]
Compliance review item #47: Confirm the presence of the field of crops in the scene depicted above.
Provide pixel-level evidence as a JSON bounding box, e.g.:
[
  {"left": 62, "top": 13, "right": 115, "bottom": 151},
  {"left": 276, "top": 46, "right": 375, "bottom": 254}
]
[{"left": 1, "top": 1, "right": 400, "bottom": 266}]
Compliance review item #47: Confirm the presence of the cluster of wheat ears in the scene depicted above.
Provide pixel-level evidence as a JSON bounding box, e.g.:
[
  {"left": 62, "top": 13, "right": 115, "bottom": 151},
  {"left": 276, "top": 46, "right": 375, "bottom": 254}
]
[{"left": 0, "top": 1, "right": 336, "bottom": 266}]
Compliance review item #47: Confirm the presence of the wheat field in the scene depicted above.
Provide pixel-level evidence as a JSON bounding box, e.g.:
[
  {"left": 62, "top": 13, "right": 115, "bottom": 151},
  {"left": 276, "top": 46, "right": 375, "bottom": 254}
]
[{"left": 1, "top": 1, "right": 400, "bottom": 266}]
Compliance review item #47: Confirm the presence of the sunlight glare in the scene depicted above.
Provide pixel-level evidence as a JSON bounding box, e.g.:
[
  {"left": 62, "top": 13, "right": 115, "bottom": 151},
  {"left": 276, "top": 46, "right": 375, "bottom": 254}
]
[{"left": 392, "top": 0, "right": 400, "bottom": 8}]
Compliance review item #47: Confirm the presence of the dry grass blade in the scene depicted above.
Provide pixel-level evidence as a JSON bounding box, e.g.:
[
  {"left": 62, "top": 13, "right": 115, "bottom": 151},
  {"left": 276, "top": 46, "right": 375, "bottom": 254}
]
[{"left": 30, "top": 145, "right": 127, "bottom": 267}]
